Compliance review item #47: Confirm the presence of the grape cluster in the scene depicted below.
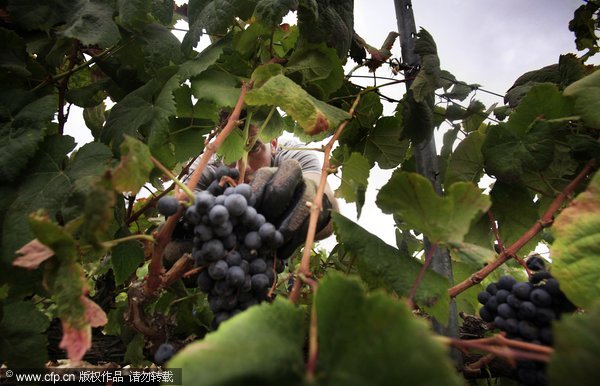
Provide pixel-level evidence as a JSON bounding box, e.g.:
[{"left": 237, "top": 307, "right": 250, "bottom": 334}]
[
  {"left": 183, "top": 167, "right": 285, "bottom": 327},
  {"left": 477, "top": 256, "right": 576, "bottom": 385}
]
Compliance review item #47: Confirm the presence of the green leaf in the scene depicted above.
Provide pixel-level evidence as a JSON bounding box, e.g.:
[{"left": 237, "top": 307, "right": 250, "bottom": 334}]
[
  {"left": 178, "top": 34, "right": 232, "bottom": 79},
  {"left": 217, "top": 129, "right": 245, "bottom": 165},
  {"left": 168, "top": 299, "right": 305, "bottom": 386},
  {"left": 0, "top": 300, "right": 50, "bottom": 367},
  {"left": 568, "top": 1, "right": 600, "bottom": 53},
  {"left": 335, "top": 152, "right": 369, "bottom": 216},
  {"left": 549, "top": 302, "right": 600, "bottom": 386},
  {"left": 507, "top": 83, "right": 574, "bottom": 136},
  {"left": 251, "top": 63, "right": 284, "bottom": 88},
  {"left": 363, "top": 116, "right": 408, "bottom": 169},
  {"left": 332, "top": 213, "right": 450, "bottom": 322},
  {"left": 442, "top": 82, "right": 473, "bottom": 101},
  {"left": 245, "top": 74, "right": 350, "bottom": 136},
  {"left": 183, "top": 0, "right": 254, "bottom": 55},
  {"left": 111, "top": 240, "right": 145, "bottom": 285},
  {"left": 482, "top": 120, "right": 556, "bottom": 184},
  {"left": 0, "top": 28, "right": 32, "bottom": 78},
  {"left": 564, "top": 69, "right": 600, "bottom": 129},
  {"left": 551, "top": 171, "right": 600, "bottom": 309},
  {"left": 448, "top": 242, "right": 496, "bottom": 267},
  {"left": 83, "top": 103, "right": 107, "bottom": 139},
  {"left": 6, "top": 0, "right": 67, "bottom": 31},
  {"left": 61, "top": 0, "right": 121, "bottom": 48},
  {"left": 102, "top": 70, "right": 178, "bottom": 164},
  {"left": 112, "top": 136, "right": 154, "bottom": 194},
  {"left": 117, "top": 0, "right": 153, "bottom": 31},
  {"left": 124, "top": 333, "right": 150, "bottom": 367},
  {"left": 315, "top": 274, "right": 462, "bottom": 386},
  {"left": 462, "top": 100, "right": 490, "bottom": 133},
  {"left": 377, "top": 172, "right": 490, "bottom": 244},
  {"left": 286, "top": 43, "right": 344, "bottom": 98},
  {"left": 77, "top": 176, "right": 116, "bottom": 246},
  {"left": 254, "top": 0, "right": 297, "bottom": 27},
  {"left": 0, "top": 95, "right": 56, "bottom": 182},
  {"left": 490, "top": 182, "right": 540, "bottom": 254},
  {"left": 452, "top": 261, "right": 487, "bottom": 316},
  {"left": 401, "top": 90, "right": 434, "bottom": 144},
  {"left": 191, "top": 69, "right": 241, "bottom": 108},
  {"left": 1, "top": 135, "right": 74, "bottom": 263},
  {"left": 411, "top": 29, "right": 441, "bottom": 103},
  {"left": 297, "top": 0, "right": 353, "bottom": 59},
  {"left": 138, "top": 23, "right": 185, "bottom": 69},
  {"left": 444, "top": 131, "right": 485, "bottom": 186}
]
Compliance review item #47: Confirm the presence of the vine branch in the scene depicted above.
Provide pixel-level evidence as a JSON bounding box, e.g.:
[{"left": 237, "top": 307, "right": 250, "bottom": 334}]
[
  {"left": 289, "top": 93, "right": 362, "bottom": 304},
  {"left": 449, "top": 159, "right": 596, "bottom": 297}
]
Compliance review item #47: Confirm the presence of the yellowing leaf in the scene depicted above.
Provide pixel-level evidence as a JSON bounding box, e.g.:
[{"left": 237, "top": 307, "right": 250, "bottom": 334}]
[{"left": 13, "top": 239, "right": 54, "bottom": 269}]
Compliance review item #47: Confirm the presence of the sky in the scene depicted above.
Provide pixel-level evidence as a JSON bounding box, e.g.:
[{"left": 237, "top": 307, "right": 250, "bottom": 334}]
[{"left": 64, "top": 0, "right": 595, "bottom": 250}]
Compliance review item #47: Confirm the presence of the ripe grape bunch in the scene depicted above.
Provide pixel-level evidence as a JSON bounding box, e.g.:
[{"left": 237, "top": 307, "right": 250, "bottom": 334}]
[
  {"left": 158, "top": 167, "right": 286, "bottom": 328},
  {"left": 477, "top": 256, "right": 576, "bottom": 386}
]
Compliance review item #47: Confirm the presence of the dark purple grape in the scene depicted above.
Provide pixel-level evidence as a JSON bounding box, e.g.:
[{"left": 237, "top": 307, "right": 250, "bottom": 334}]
[
  {"left": 154, "top": 343, "right": 175, "bottom": 364},
  {"left": 209, "top": 205, "right": 229, "bottom": 225},
  {"left": 497, "top": 303, "right": 516, "bottom": 319},
  {"left": 496, "top": 289, "right": 510, "bottom": 303},
  {"left": 498, "top": 275, "right": 517, "bottom": 290},
  {"left": 225, "top": 251, "right": 242, "bottom": 266},
  {"left": 241, "top": 275, "right": 252, "bottom": 292},
  {"left": 214, "top": 221, "right": 233, "bottom": 237},
  {"left": 244, "top": 231, "right": 262, "bottom": 250},
  {"left": 234, "top": 183, "right": 253, "bottom": 201},
  {"left": 526, "top": 255, "right": 546, "bottom": 271},
  {"left": 535, "top": 307, "right": 556, "bottom": 325},
  {"left": 530, "top": 288, "right": 552, "bottom": 307},
  {"left": 507, "top": 294, "right": 522, "bottom": 309},
  {"left": 227, "top": 266, "right": 246, "bottom": 287},
  {"left": 213, "top": 312, "right": 230, "bottom": 326},
  {"left": 512, "top": 281, "right": 533, "bottom": 300},
  {"left": 194, "top": 223, "right": 213, "bottom": 242},
  {"left": 539, "top": 327, "right": 553, "bottom": 345},
  {"left": 202, "top": 239, "right": 225, "bottom": 261},
  {"left": 215, "top": 194, "right": 226, "bottom": 205},
  {"left": 224, "top": 194, "right": 248, "bottom": 216},
  {"left": 216, "top": 165, "right": 231, "bottom": 179},
  {"left": 250, "top": 258, "right": 267, "bottom": 274},
  {"left": 542, "top": 278, "right": 560, "bottom": 296},
  {"left": 271, "top": 231, "right": 284, "bottom": 249},
  {"left": 213, "top": 279, "right": 234, "bottom": 296},
  {"left": 197, "top": 270, "right": 213, "bottom": 292},
  {"left": 479, "top": 306, "right": 494, "bottom": 322},
  {"left": 240, "top": 260, "right": 250, "bottom": 274},
  {"left": 486, "top": 282, "right": 498, "bottom": 295},
  {"left": 157, "top": 196, "right": 179, "bottom": 216},
  {"left": 185, "top": 206, "right": 202, "bottom": 224},
  {"left": 493, "top": 316, "right": 506, "bottom": 330},
  {"left": 241, "top": 206, "right": 258, "bottom": 226},
  {"left": 224, "top": 186, "right": 235, "bottom": 196},
  {"left": 208, "top": 180, "right": 224, "bottom": 196},
  {"left": 258, "top": 223, "right": 276, "bottom": 242},
  {"left": 221, "top": 233, "right": 237, "bottom": 250},
  {"left": 519, "top": 301, "right": 537, "bottom": 319},
  {"left": 208, "top": 260, "right": 228, "bottom": 280},
  {"left": 505, "top": 318, "right": 519, "bottom": 334},
  {"left": 251, "top": 273, "right": 270, "bottom": 291},
  {"left": 530, "top": 271, "right": 552, "bottom": 285},
  {"left": 477, "top": 291, "right": 491, "bottom": 305},
  {"left": 195, "top": 191, "right": 215, "bottom": 213},
  {"left": 518, "top": 320, "right": 539, "bottom": 340},
  {"left": 485, "top": 296, "right": 499, "bottom": 312}
]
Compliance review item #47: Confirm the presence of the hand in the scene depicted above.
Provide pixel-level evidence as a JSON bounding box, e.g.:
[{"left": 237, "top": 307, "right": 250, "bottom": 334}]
[{"left": 250, "top": 159, "right": 332, "bottom": 259}]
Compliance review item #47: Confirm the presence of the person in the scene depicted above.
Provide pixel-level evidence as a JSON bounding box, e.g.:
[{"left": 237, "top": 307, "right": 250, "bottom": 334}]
[{"left": 168, "top": 114, "right": 338, "bottom": 262}]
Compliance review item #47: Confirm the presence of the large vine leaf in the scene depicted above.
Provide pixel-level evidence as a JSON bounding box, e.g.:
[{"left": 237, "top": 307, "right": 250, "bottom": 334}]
[
  {"left": 506, "top": 83, "right": 574, "bottom": 135},
  {"left": 1, "top": 136, "right": 112, "bottom": 264},
  {"left": 297, "top": 0, "right": 354, "bottom": 59},
  {"left": 564, "top": 69, "right": 600, "bottom": 129},
  {"left": 549, "top": 302, "right": 600, "bottom": 385},
  {"left": 444, "top": 131, "right": 485, "bottom": 186},
  {"left": 101, "top": 69, "right": 179, "bottom": 165},
  {"left": 286, "top": 43, "right": 344, "bottom": 98},
  {"left": 183, "top": 0, "right": 256, "bottom": 55},
  {"left": 6, "top": 0, "right": 67, "bottom": 31},
  {"left": 178, "top": 34, "right": 232, "bottom": 79},
  {"left": 315, "top": 274, "right": 462, "bottom": 386},
  {"left": 489, "top": 182, "right": 541, "bottom": 254},
  {"left": 551, "top": 171, "right": 600, "bottom": 309},
  {"left": 254, "top": 0, "right": 298, "bottom": 28},
  {"left": 411, "top": 29, "right": 442, "bottom": 103},
  {"left": 332, "top": 213, "right": 450, "bottom": 322},
  {"left": 245, "top": 74, "right": 350, "bottom": 135},
  {"left": 363, "top": 116, "right": 409, "bottom": 169},
  {"left": 0, "top": 300, "right": 50, "bottom": 367},
  {"left": 191, "top": 69, "right": 241, "bottom": 108},
  {"left": 377, "top": 171, "right": 490, "bottom": 244},
  {"left": 335, "top": 152, "right": 369, "bottom": 217},
  {"left": 167, "top": 299, "right": 305, "bottom": 386},
  {"left": 0, "top": 28, "right": 32, "bottom": 78},
  {"left": 0, "top": 95, "right": 56, "bottom": 182},
  {"left": 482, "top": 120, "right": 557, "bottom": 184},
  {"left": 61, "top": 0, "right": 121, "bottom": 48}
]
